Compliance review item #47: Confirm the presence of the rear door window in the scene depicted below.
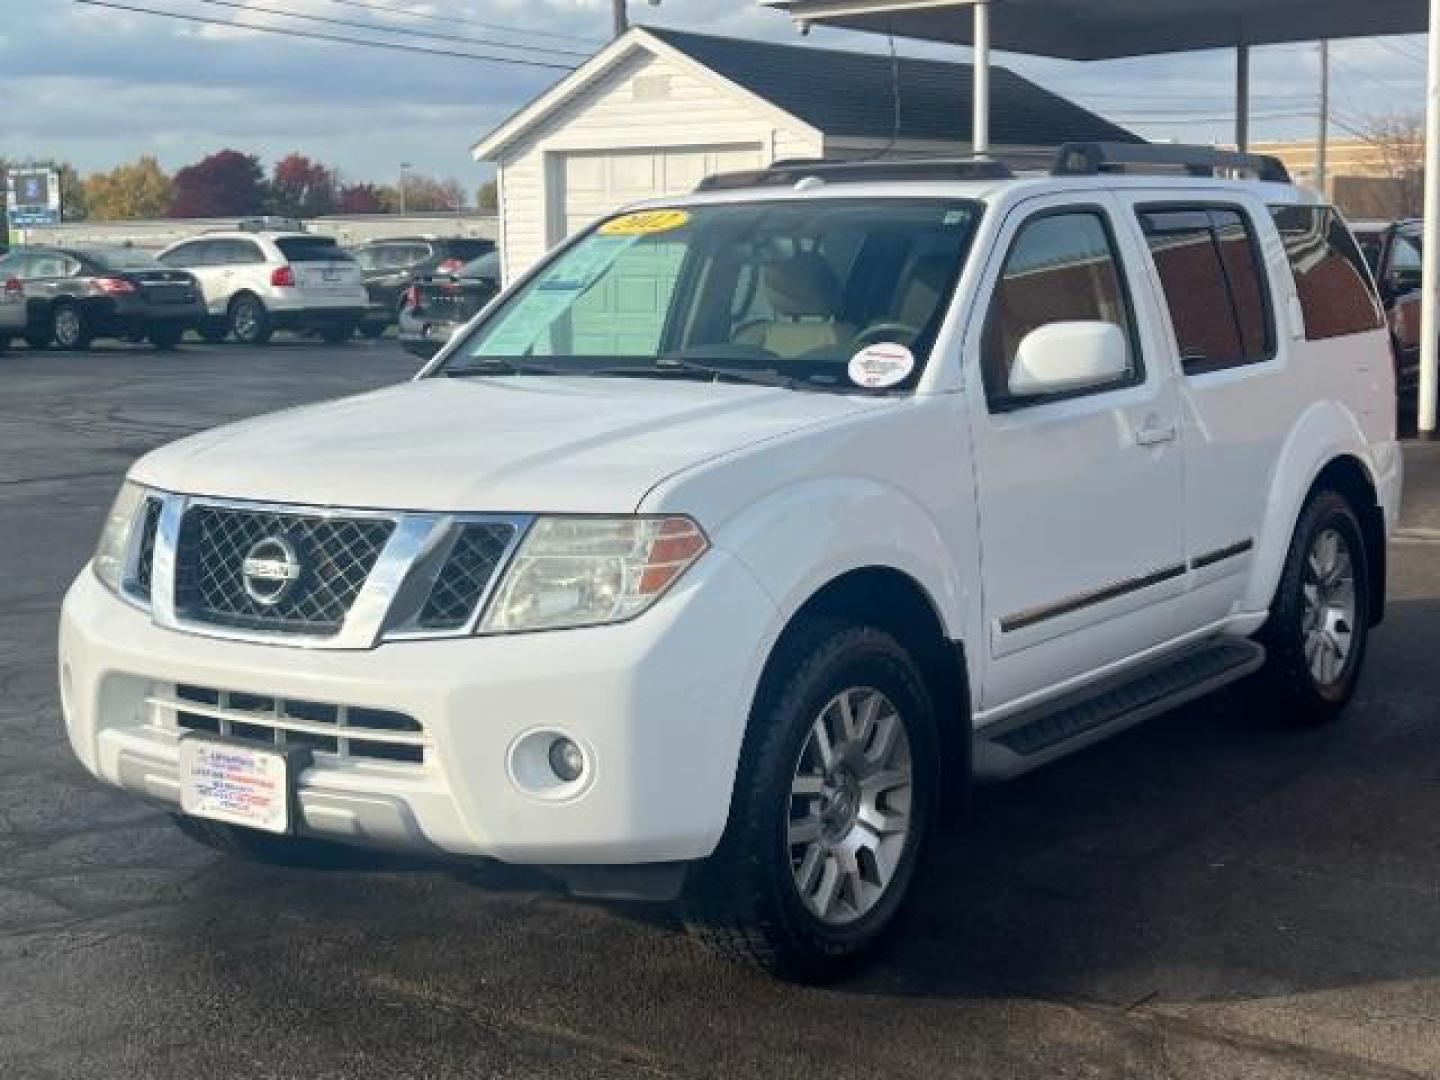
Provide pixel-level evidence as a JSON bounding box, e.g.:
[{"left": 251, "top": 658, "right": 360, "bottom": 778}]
[
  {"left": 1270, "top": 206, "right": 1384, "bottom": 341},
  {"left": 275, "top": 237, "right": 351, "bottom": 263},
  {"left": 1138, "top": 205, "right": 1274, "bottom": 375}
]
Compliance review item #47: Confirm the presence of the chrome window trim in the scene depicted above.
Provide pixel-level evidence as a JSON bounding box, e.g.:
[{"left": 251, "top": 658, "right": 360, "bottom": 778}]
[{"left": 141, "top": 491, "right": 533, "bottom": 650}]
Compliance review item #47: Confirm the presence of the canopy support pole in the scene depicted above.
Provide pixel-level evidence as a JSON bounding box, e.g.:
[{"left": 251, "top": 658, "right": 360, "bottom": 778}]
[
  {"left": 1236, "top": 43, "right": 1250, "bottom": 152},
  {"left": 973, "top": 0, "right": 991, "bottom": 156},
  {"left": 1421, "top": 0, "right": 1440, "bottom": 439}
]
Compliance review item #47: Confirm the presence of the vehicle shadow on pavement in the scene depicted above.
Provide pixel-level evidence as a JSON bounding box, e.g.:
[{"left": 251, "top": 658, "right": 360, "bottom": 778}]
[{"left": 844, "top": 596, "right": 1440, "bottom": 1006}]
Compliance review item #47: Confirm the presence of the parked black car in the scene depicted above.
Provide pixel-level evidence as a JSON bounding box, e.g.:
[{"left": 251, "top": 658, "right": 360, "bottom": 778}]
[
  {"left": 1352, "top": 220, "right": 1424, "bottom": 394},
  {"left": 0, "top": 245, "right": 205, "bottom": 350},
  {"left": 352, "top": 237, "right": 496, "bottom": 338},
  {"left": 397, "top": 251, "right": 501, "bottom": 358}
]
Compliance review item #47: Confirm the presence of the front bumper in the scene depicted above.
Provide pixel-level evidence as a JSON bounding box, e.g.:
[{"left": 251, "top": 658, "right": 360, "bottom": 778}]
[{"left": 59, "top": 550, "right": 778, "bottom": 866}]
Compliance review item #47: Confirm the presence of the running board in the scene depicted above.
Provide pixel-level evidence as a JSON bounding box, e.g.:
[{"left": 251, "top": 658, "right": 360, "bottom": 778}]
[{"left": 973, "top": 638, "right": 1266, "bottom": 781}]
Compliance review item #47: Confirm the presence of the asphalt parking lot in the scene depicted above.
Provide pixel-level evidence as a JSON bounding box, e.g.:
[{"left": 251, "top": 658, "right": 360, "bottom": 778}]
[{"left": 2, "top": 338, "right": 1439, "bottom": 1079}]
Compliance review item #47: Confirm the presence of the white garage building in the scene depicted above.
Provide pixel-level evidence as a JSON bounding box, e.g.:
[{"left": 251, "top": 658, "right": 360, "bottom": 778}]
[{"left": 473, "top": 26, "right": 1136, "bottom": 280}]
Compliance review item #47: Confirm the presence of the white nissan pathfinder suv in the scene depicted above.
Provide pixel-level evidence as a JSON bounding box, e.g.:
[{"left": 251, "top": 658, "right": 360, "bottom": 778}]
[{"left": 60, "top": 145, "right": 1402, "bottom": 979}]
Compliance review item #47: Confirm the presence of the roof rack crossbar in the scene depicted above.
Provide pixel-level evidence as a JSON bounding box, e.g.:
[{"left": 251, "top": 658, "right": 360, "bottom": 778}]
[
  {"left": 695, "top": 156, "right": 1015, "bottom": 192},
  {"left": 1053, "top": 142, "right": 1291, "bottom": 184}
]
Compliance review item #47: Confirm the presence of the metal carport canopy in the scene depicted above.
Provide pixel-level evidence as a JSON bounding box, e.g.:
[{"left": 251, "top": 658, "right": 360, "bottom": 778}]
[{"left": 763, "top": 0, "right": 1440, "bottom": 439}]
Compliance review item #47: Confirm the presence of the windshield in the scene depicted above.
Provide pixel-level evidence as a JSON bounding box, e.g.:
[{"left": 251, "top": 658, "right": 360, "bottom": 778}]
[{"left": 439, "top": 199, "right": 982, "bottom": 392}]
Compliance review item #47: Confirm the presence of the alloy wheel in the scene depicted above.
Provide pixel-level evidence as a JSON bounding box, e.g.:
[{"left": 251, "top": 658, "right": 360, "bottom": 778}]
[
  {"left": 788, "top": 687, "right": 913, "bottom": 926},
  {"left": 1301, "top": 527, "right": 1357, "bottom": 688},
  {"left": 54, "top": 307, "right": 82, "bottom": 347}
]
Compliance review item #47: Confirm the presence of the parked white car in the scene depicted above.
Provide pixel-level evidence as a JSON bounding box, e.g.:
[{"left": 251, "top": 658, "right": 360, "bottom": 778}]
[
  {"left": 61, "top": 145, "right": 1401, "bottom": 979},
  {"left": 157, "top": 226, "right": 367, "bottom": 345}
]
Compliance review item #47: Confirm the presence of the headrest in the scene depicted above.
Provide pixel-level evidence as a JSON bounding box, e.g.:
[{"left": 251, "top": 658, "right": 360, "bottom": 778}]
[{"left": 763, "top": 252, "right": 842, "bottom": 318}]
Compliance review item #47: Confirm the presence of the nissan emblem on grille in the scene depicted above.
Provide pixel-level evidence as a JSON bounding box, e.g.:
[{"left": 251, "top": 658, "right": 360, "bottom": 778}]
[{"left": 241, "top": 535, "right": 303, "bottom": 606}]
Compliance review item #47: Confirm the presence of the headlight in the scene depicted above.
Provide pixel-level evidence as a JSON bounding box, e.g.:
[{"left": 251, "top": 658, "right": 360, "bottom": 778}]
[
  {"left": 92, "top": 481, "right": 148, "bottom": 595},
  {"left": 480, "top": 516, "right": 708, "bottom": 633}
]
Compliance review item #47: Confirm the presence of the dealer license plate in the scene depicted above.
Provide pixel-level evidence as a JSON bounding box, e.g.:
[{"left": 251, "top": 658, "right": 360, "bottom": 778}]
[{"left": 179, "top": 738, "right": 294, "bottom": 835}]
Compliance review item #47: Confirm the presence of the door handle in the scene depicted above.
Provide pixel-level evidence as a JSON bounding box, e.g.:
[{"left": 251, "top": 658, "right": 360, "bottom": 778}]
[{"left": 1135, "top": 421, "right": 1178, "bottom": 447}]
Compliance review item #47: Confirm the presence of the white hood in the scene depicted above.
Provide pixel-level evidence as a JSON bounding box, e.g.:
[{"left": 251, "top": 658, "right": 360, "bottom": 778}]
[{"left": 130, "top": 375, "right": 877, "bottom": 513}]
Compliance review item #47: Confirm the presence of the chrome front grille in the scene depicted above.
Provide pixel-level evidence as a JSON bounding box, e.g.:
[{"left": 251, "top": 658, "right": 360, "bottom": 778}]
[
  {"left": 132, "top": 497, "right": 163, "bottom": 601},
  {"left": 418, "top": 523, "right": 516, "bottom": 631},
  {"left": 175, "top": 507, "right": 395, "bottom": 636},
  {"left": 125, "top": 494, "right": 528, "bottom": 648},
  {"left": 152, "top": 683, "right": 426, "bottom": 765}
]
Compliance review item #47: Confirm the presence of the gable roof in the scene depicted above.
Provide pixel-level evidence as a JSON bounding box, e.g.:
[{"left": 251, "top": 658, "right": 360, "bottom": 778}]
[{"left": 474, "top": 26, "right": 1137, "bottom": 160}]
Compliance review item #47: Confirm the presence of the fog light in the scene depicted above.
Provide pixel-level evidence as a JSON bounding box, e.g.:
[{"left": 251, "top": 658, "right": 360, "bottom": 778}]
[{"left": 548, "top": 737, "right": 585, "bottom": 782}]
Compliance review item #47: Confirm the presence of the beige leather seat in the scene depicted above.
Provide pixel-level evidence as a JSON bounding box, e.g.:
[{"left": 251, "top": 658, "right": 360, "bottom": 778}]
[{"left": 735, "top": 253, "right": 855, "bottom": 358}]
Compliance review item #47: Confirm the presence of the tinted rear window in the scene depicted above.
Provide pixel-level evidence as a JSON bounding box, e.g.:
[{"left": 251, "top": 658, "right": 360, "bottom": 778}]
[
  {"left": 275, "top": 237, "right": 352, "bottom": 263},
  {"left": 85, "top": 248, "right": 161, "bottom": 270},
  {"left": 1270, "top": 206, "right": 1383, "bottom": 341},
  {"left": 447, "top": 239, "right": 495, "bottom": 261}
]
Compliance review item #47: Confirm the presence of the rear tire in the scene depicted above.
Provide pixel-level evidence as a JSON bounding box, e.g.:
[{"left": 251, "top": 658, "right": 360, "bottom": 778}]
[
  {"left": 24, "top": 325, "right": 51, "bottom": 350},
  {"left": 1253, "top": 488, "right": 1371, "bottom": 726},
  {"left": 51, "top": 304, "right": 92, "bottom": 351},
  {"left": 228, "top": 294, "right": 272, "bottom": 346},
  {"left": 684, "top": 620, "right": 939, "bottom": 981},
  {"left": 149, "top": 324, "right": 184, "bottom": 351},
  {"left": 198, "top": 321, "right": 228, "bottom": 345},
  {"left": 172, "top": 815, "right": 347, "bottom": 867}
]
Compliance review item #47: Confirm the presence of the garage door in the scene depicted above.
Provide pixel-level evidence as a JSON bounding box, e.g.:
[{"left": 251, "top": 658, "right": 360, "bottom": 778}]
[
  {"left": 554, "top": 145, "right": 765, "bottom": 240},
  {"left": 548, "top": 146, "right": 764, "bottom": 356}
]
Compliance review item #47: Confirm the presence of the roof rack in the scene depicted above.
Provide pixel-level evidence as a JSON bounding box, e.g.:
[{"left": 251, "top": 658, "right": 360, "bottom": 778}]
[
  {"left": 695, "top": 157, "right": 1015, "bottom": 192},
  {"left": 1053, "top": 142, "right": 1291, "bottom": 184}
]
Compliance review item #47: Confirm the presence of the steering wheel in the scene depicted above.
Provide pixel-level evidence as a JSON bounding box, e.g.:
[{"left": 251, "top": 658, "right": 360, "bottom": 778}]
[{"left": 852, "top": 322, "right": 923, "bottom": 349}]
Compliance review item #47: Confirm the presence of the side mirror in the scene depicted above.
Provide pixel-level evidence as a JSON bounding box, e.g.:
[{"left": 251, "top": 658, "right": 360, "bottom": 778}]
[{"left": 1009, "top": 321, "right": 1130, "bottom": 398}]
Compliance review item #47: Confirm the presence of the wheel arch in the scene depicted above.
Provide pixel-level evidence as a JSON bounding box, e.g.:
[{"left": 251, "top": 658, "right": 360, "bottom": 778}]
[
  {"left": 755, "top": 566, "right": 972, "bottom": 801},
  {"left": 1247, "top": 403, "right": 1386, "bottom": 627}
]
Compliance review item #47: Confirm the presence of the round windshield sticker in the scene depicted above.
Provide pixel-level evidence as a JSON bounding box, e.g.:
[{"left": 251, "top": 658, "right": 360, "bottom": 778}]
[
  {"left": 849, "top": 343, "right": 915, "bottom": 389},
  {"left": 599, "top": 209, "right": 691, "bottom": 236}
]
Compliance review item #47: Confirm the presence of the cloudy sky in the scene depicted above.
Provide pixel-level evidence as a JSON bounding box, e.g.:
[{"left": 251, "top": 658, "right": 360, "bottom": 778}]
[{"left": 0, "top": 1, "right": 1430, "bottom": 189}]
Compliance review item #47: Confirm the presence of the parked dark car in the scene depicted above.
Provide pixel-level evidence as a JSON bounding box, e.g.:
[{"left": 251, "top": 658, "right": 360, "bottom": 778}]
[
  {"left": 1352, "top": 220, "right": 1424, "bottom": 394},
  {"left": 397, "top": 251, "right": 501, "bottom": 358},
  {"left": 352, "top": 237, "right": 496, "bottom": 338},
  {"left": 0, "top": 245, "right": 205, "bottom": 350}
]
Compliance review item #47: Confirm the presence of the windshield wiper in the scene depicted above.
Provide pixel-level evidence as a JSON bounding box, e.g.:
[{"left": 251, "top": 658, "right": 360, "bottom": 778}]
[
  {"left": 443, "top": 359, "right": 571, "bottom": 378},
  {"left": 654, "top": 356, "right": 808, "bottom": 391}
]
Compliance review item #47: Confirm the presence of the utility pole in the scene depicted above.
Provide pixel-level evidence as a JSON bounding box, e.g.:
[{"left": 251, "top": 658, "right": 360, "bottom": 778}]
[
  {"left": 613, "top": 0, "right": 627, "bottom": 39},
  {"left": 1316, "top": 40, "right": 1331, "bottom": 197}
]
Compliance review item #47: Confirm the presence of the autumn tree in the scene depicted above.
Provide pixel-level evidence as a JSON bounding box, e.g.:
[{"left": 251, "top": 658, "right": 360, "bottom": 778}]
[
  {"left": 85, "top": 156, "right": 173, "bottom": 220},
  {"left": 397, "top": 171, "right": 467, "bottom": 212},
  {"left": 336, "top": 183, "right": 386, "bottom": 214},
  {"left": 266, "top": 153, "right": 337, "bottom": 219},
  {"left": 170, "top": 149, "right": 265, "bottom": 218},
  {"left": 1357, "top": 112, "right": 1425, "bottom": 218}
]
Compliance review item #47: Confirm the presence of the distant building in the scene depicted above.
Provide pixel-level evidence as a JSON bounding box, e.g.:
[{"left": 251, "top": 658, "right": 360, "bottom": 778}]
[
  {"left": 1248, "top": 137, "right": 1420, "bottom": 220},
  {"left": 474, "top": 26, "right": 1138, "bottom": 279}
]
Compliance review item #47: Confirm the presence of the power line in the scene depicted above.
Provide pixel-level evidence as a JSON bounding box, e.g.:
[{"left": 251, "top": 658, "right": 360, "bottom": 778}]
[
  {"left": 192, "top": 0, "right": 594, "bottom": 59},
  {"left": 70, "top": 0, "right": 580, "bottom": 70},
  {"left": 317, "top": 0, "right": 605, "bottom": 46}
]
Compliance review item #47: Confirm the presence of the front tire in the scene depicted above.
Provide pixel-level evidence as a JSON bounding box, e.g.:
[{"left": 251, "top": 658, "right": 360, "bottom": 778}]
[
  {"left": 1254, "top": 489, "right": 1371, "bottom": 725},
  {"left": 684, "top": 621, "right": 939, "bottom": 981},
  {"left": 149, "top": 324, "right": 184, "bottom": 351},
  {"left": 52, "top": 304, "right": 92, "bottom": 350},
  {"left": 228, "top": 294, "right": 272, "bottom": 346}
]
